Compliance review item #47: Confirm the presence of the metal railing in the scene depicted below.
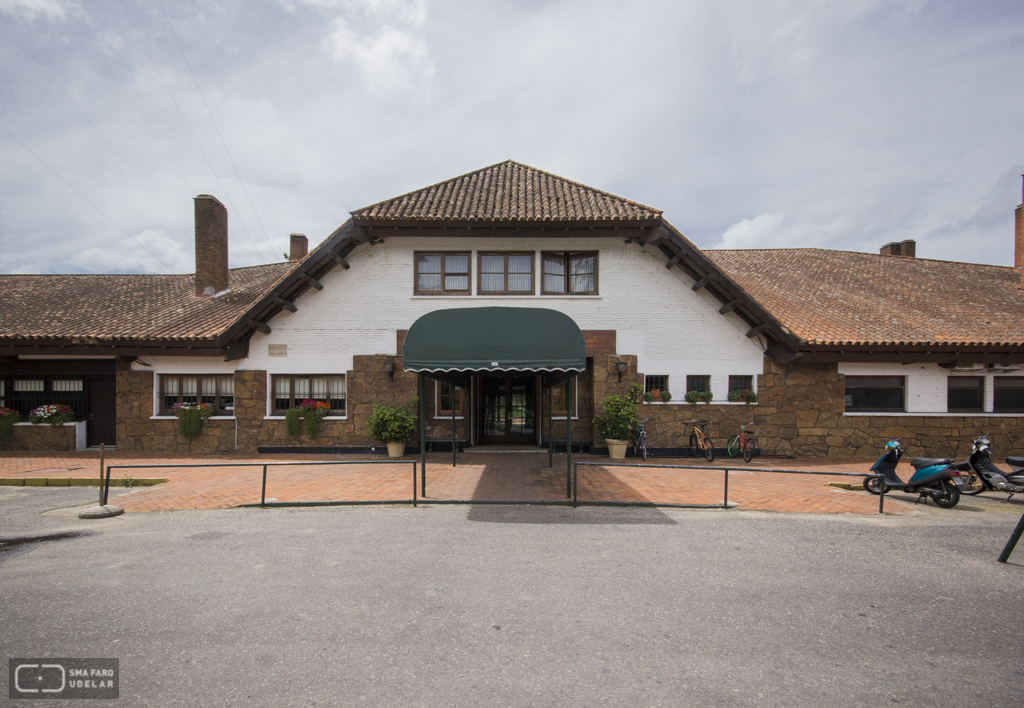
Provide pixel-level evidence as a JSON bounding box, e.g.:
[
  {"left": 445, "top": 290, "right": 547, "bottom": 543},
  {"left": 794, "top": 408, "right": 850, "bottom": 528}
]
[
  {"left": 101, "top": 460, "right": 420, "bottom": 508},
  {"left": 572, "top": 462, "right": 888, "bottom": 513}
]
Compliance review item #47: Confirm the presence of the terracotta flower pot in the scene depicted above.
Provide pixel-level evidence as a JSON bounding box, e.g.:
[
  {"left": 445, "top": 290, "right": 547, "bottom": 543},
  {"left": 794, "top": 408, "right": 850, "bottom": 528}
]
[
  {"left": 605, "top": 439, "right": 628, "bottom": 459},
  {"left": 387, "top": 441, "right": 406, "bottom": 458}
]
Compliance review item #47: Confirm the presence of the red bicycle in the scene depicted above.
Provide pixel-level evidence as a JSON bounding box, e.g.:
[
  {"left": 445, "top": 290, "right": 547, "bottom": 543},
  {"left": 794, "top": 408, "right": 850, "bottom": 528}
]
[{"left": 726, "top": 422, "right": 756, "bottom": 463}]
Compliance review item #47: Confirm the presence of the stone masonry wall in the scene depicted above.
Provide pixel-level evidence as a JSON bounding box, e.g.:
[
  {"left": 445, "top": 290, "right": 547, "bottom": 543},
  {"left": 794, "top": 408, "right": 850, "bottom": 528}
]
[
  {"left": 0, "top": 424, "right": 76, "bottom": 452},
  {"left": 630, "top": 358, "right": 1024, "bottom": 458}
]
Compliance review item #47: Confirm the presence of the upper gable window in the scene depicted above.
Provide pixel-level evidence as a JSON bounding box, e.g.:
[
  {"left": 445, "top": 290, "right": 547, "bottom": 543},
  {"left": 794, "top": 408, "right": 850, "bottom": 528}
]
[
  {"left": 542, "top": 252, "right": 597, "bottom": 295},
  {"left": 416, "top": 252, "right": 470, "bottom": 295},
  {"left": 479, "top": 252, "right": 534, "bottom": 295}
]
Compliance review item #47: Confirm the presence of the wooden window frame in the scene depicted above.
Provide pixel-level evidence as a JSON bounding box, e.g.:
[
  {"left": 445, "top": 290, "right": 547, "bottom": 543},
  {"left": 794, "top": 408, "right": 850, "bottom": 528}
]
[
  {"left": 160, "top": 375, "right": 235, "bottom": 416},
  {"left": 845, "top": 375, "right": 905, "bottom": 412},
  {"left": 270, "top": 375, "right": 347, "bottom": 415},
  {"left": 434, "top": 381, "right": 465, "bottom": 417},
  {"left": 414, "top": 251, "right": 471, "bottom": 296},
  {"left": 686, "top": 375, "right": 711, "bottom": 393},
  {"left": 477, "top": 252, "right": 535, "bottom": 295},
  {"left": 541, "top": 252, "right": 599, "bottom": 295},
  {"left": 994, "top": 376, "right": 1024, "bottom": 413},
  {"left": 947, "top": 376, "right": 984, "bottom": 413},
  {"left": 644, "top": 375, "right": 669, "bottom": 402}
]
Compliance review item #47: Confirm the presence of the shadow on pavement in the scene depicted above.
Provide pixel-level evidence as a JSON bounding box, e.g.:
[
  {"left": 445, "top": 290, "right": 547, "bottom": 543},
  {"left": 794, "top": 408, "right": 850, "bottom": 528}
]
[{"left": 466, "top": 504, "right": 677, "bottom": 524}]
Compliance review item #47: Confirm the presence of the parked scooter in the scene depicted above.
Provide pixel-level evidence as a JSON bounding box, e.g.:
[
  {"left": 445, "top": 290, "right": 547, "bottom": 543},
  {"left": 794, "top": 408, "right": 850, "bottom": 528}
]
[
  {"left": 862, "top": 439, "right": 960, "bottom": 508},
  {"left": 949, "top": 434, "right": 1024, "bottom": 502}
]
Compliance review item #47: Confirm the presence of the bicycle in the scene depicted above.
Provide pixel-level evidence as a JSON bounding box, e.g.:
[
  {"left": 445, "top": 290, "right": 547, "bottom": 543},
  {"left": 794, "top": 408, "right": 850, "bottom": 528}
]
[
  {"left": 634, "top": 417, "right": 654, "bottom": 461},
  {"left": 688, "top": 419, "right": 715, "bottom": 462},
  {"left": 727, "top": 422, "right": 757, "bottom": 463}
]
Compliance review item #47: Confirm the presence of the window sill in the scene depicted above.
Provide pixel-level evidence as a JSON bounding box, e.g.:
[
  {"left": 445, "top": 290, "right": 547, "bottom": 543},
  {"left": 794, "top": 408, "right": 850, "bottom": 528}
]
[
  {"left": 13, "top": 421, "right": 80, "bottom": 426},
  {"left": 150, "top": 415, "right": 236, "bottom": 420},
  {"left": 433, "top": 416, "right": 465, "bottom": 420},
  {"left": 263, "top": 415, "right": 347, "bottom": 420},
  {"left": 843, "top": 411, "right": 1022, "bottom": 417},
  {"left": 412, "top": 295, "right": 602, "bottom": 300}
]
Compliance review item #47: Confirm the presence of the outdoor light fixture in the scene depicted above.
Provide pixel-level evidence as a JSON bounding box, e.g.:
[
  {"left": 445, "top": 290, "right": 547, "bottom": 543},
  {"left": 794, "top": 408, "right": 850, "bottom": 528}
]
[
  {"left": 615, "top": 361, "right": 629, "bottom": 382},
  {"left": 383, "top": 360, "right": 395, "bottom": 381}
]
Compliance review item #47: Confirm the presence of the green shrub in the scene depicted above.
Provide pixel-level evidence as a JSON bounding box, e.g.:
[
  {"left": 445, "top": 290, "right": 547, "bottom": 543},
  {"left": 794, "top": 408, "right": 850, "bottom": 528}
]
[
  {"left": 686, "top": 390, "right": 713, "bottom": 404},
  {"left": 728, "top": 389, "right": 757, "bottom": 404},
  {"left": 368, "top": 404, "right": 417, "bottom": 444},
  {"left": 0, "top": 408, "right": 20, "bottom": 441},
  {"left": 643, "top": 390, "right": 656, "bottom": 404},
  {"left": 628, "top": 383, "right": 643, "bottom": 404},
  {"left": 285, "top": 409, "right": 302, "bottom": 437},
  {"left": 176, "top": 408, "right": 203, "bottom": 439},
  {"left": 299, "top": 400, "right": 330, "bottom": 437},
  {"left": 594, "top": 394, "right": 640, "bottom": 442},
  {"left": 661, "top": 390, "right": 672, "bottom": 403}
]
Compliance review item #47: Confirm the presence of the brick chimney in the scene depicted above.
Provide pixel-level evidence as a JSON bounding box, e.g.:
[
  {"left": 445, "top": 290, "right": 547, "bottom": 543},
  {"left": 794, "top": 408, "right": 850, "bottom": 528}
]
[
  {"left": 289, "top": 233, "right": 308, "bottom": 261},
  {"left": 880, "top": 239, "right": 916, "bottom": 257},
  {"left": 194, "top": 195, "right": 229, "bottom": 297},
  {"left": 1015, "top": 176, "right": 1023, "bottom": 283}
]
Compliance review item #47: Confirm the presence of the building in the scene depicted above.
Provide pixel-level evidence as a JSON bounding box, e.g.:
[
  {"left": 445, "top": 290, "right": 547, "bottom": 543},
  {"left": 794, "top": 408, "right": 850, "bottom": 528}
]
[{"left": 2, "top": 161, "right": 1024, "bottom": 458}]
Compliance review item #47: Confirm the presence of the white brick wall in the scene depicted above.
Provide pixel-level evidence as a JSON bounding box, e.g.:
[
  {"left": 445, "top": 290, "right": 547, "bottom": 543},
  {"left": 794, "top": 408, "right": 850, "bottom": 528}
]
[{"left": 137, "top": 236, "right": 766, "bottom": 411}]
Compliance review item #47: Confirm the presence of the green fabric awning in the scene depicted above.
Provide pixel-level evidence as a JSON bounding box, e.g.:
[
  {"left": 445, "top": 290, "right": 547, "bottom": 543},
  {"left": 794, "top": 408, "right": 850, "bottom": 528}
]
[{"left": 402, "top": 307, "right": 586, "bottom": 373}]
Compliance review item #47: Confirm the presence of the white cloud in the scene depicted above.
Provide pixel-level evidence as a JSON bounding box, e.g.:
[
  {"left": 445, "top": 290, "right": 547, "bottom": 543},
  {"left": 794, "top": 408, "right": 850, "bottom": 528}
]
[
  {"left": 0, "top": 0, "right": 68, "bottom": 21},
  {"left": 71, "top": 230, "right": 192, "bottom": 274},
  {"left": 714, "top": 212, "right": 785, "bottom": 249},
  {"left": 325, "top": 15, "right": 433, "bottom": 97}
]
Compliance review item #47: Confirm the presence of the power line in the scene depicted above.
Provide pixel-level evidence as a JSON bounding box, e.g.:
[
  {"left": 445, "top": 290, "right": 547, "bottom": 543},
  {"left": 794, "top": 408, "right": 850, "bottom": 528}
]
[
  {"left": 0, "top": 237, "right": 53, "bottom": 274},
  {"left": 71, "top": 13, "right": 199, "bottom": 198},
  {"left": 0, "top": 122, "right": 175, "bottom": 273},
  {"left": 117, "top": 0, "right": 270, "bottom": 264},
  {"left": 157, "top": 0, "right": 277, "bottom": 262},
  {"left": 0, "top": 13, "right": 193, "bottom": 248}
]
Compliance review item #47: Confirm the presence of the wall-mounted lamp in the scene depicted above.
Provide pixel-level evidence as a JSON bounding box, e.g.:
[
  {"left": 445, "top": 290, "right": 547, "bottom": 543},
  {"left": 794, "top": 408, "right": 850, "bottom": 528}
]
[
  {"left": 383, "top": 360, "right": 395, "bottom": 381},
  {"left": 615, "top": 361, "right": 629, "bottom": 382}
]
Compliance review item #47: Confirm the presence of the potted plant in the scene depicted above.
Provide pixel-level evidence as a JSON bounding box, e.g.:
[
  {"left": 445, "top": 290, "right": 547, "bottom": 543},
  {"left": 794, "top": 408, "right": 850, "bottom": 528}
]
[
  {"left": 594, "top": 394, "right": 640, "bottom": 459},
  {"left": 643, "top": 389, "right": 657, "bottom": 404},
  {"left": 685, "top": 390, "right": 713, "bottom": 404},
  {"left": 28, "top": 404, "right": 75, "bottom": 426},
  {"left": 0, "top": 407, "right": 20, "bottom": 441},
  {"left": 728, "top": 389, "right": 757, "bottom": 404},
  {"left": 368, "top": 402, "right": 418, "bottom": 458},
  {"left": 299, "top": 399, "right": 330, "bottom": 437},
  {"left": 172, "top": 402, "right": 215, "bottom": 440},
  {"left": 661, "top": 390, "right": 672, "bottom": 403}
]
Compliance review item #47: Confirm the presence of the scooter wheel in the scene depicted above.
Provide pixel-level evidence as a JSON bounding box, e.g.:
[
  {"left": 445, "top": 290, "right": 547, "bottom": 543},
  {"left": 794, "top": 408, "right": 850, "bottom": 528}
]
[
  {"left": 958, "top": 471, "right": 985, "bottom": 496},
  {"left": 863, "top": 477, "right": 884, "bottom": 495},
  {"left": 932, "top": 480, "right": 960, "bottom": 509}
]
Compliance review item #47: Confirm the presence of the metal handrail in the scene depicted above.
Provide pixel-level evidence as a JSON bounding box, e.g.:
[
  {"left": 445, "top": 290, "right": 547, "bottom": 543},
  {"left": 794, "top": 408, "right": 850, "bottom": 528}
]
[
  {"left": 572, "top": 461, "right": 887, "bottom": 513},
  {"left": 101, "top": 460, "right": 419, "bottom": 508}
]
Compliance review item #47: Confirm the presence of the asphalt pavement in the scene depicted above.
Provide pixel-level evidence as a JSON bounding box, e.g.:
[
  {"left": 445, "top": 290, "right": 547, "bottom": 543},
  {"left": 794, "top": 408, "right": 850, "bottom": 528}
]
[{"left": 1, "top": 487, "right": 1023, "bottom": 707}]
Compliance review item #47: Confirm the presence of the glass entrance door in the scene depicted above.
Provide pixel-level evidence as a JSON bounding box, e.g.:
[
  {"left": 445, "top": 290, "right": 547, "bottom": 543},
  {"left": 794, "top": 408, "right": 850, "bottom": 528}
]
[{"left": 480, "top": 374, "right": 535, "bottom": 444}]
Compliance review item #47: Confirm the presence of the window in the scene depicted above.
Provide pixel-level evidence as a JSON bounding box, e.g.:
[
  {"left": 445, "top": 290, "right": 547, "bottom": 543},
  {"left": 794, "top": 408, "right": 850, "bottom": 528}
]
[
  {"left": 161, "top": 375, "right": 235, "bottom": 415},
  {"left": 478, "top": 252, "right": 534, "bottom": 294},
  {"left": 271, "top": 375, "right": 346, "bottom": 415},
  {"left": 551, "top": 376, "right": 578, "bottom": 417},
  {"left": 729, "top": 375, "right": 753, "bottom": 393},
  {"left": 542, "top": 252, "right": 597, "bottom": 294},
  {"left": 845, "top": 376, "right": 904, "bottom": 412},
  {"left": 415, "top": 252, "right": 470, "bottom": 295},
  {"left": 947, "top": 377, "right": 983, "bottom": 412},
  {"left": 645, "top": 375, "right": 668, "bottom": 401},
  {"left": 994, "top": 377, "right": 1024, "bottom": 412},
  {"left": 686, "top": 375, "right": 711, "bottom": 393},
  {"left": 5, "top": 377, "right": 85, "bottom": 418},
  {"left": 436, "top": 382, "right": 464, "bottom": 416}
]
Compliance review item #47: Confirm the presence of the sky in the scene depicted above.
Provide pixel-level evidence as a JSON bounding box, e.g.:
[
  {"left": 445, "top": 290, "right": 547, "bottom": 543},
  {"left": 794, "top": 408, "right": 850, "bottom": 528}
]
[{"left": 0, "top": 0, "right": 1022, "bottom": 275}]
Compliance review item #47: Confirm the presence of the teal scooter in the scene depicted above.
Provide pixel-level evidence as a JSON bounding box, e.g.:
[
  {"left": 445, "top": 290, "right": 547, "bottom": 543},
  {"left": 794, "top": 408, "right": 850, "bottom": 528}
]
[{"left": 863, "top": 439, "right": 960, "bottom": 508}]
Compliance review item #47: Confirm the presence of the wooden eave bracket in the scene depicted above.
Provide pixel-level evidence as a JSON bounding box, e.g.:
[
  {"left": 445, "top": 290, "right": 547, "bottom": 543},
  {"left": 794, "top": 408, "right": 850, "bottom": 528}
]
[
  {"left": 249, "top": 320, "right": 271, "bottom": 335},
  {"left": 719, "top": 298, "right": 743, "bottom": 314},
  {"left": 275, "top": 298, "right": 297, "bottom": 313},
  {"left": 300, "top": 273, "right": 324, "bottom": 291},
  {"left": 664, "top": 249, "right": 685, "bottom": 269},
  {"left": 746, "top": 324, "right": 770, "bottom": 338},
  {"left": 691, "top": 273, "right": 715, "bottom": 291},
  {"left": 332, "top": 252, "right": 350, "bottom": 269}
]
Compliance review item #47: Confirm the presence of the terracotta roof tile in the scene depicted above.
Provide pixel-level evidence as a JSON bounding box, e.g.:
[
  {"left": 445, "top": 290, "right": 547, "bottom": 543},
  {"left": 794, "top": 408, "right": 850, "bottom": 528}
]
[
  {"left": 351, "top": 160, "right": 662, "bottom": 225},
  {"left": 0, "top": 262, "right": 296, "bottom": 342},
  {"left": 706, "top": 249, "right": 1024, "bottom": 347}
]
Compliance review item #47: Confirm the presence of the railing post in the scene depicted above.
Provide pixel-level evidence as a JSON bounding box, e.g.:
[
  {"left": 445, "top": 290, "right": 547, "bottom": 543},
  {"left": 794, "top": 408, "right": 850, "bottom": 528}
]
[
  {"left": 573, "top": 462, "right": 578, "bottom": 508},
  {"left": 878, "top": 475, "right": 885, "bottom": 514},
  {"left": 723, "top": 468, "right": 729, "bottom": 509},
  {"left": 413, "top": 462, "right": 417, "bottom": 508},
  {"left": 566, "top": 377, "right": 572, "bottom": 498},
  {"left": 102, "top": 464, "right": 112, "bottom": 506},
  {"left": 98, "top": 443, "right": 105, "bottom": 506},
  {"left": 261, "top": 464, "right": 268, "bottom": 508},
  {"left": 998, "top": 511, "right": 1024, "bottom": 563},
  {"left": 548, "top": 382, "right": 553, "bottom": 469}
]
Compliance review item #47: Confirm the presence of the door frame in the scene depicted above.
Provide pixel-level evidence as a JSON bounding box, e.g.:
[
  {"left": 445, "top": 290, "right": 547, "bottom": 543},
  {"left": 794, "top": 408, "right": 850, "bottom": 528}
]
[{"left": 475, "top": 372, "right": 537, "bottom": 445}]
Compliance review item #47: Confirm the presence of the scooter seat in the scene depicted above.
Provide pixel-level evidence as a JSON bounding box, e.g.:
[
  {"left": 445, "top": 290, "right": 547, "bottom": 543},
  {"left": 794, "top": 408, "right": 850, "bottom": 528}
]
[
  {"left": 911, "top": 457, "right": 953, "bottom": 469},
  {"left": 1005, "top": 456, "right": 1024, "bottom": 468}
]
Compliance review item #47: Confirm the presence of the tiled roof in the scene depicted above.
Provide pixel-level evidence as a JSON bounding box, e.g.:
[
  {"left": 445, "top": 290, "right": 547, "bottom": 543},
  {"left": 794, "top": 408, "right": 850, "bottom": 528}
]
[
  {"left": 351, "top": 160, "right": 662, "bottom": 225},
  {"left": 706, "top": 249, "right": 1024, "bottom": 347},
  {"left": 0, "top": 262, "right": 296, "bottom": 342}
]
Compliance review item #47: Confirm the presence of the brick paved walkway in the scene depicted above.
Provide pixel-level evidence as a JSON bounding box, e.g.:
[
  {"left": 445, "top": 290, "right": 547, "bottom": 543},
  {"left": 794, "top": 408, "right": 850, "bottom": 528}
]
[{"left": 0, "top": 451, "right": 912, "bottom": 515}]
